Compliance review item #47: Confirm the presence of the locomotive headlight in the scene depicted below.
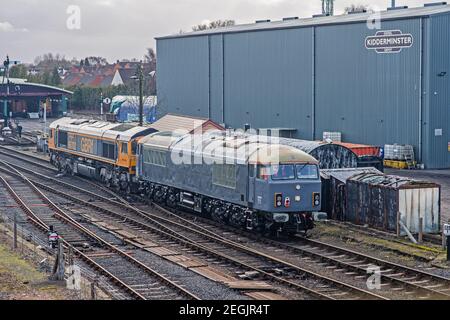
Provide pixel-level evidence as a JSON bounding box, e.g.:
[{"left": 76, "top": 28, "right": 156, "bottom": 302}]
[
  {"left": 295, "top": 196, "right": 301, "bottom": 202},
  {"left": 296, "top": 185, "right": 301, "bottom": 190},
  {"left": 313, "top": 193, "right": 321, "bottom": 207},
  {"left": 275, "top": 193, "right": 283, "bottom": 208}
]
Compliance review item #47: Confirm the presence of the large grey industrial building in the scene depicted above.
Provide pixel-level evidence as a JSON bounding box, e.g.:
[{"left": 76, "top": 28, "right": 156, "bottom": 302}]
[{"left": 156, "top": 3, "right": 450, "bottom": 169}]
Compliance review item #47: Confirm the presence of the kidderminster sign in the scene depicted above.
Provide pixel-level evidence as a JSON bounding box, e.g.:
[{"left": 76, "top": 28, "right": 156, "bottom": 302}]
[{"left": 365, "top": 30, "right": 413, "bottom": 53}]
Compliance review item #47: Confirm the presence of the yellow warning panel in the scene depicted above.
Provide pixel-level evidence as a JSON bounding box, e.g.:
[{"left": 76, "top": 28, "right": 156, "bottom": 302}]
[{"left": 384, "top": 160, "right": 409, "bottom": 169}]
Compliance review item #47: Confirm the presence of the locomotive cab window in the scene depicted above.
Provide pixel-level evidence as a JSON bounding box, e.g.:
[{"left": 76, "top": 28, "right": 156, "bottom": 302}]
[
  {"left": 121, "top": 143, "right": 128, "bottom": 154},
  {"left": 271, "top": 164, "right": 295, "bottom": 180},
  {"left": 58, "top": 131, "right": 68, "bottom": 148},
  {"left": 102, "top": 142, "right": 116, "bottom": 160},
  {"left": 296, "top": 164, "right": 319, "bottom": 180},
  {"left": 131, "top": 142, "right": 137, "bottom": 155},
  {"left": 257, "top": 165, "right": 270, "bottom": 181},
  {"left": 257, "top": 165, "right": 295, "bottom": 180}
]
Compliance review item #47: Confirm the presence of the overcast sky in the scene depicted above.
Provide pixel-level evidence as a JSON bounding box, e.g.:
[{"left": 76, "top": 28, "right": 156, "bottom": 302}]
[{"left": 0, "top": 0, "right": 435, "bottom": 63}]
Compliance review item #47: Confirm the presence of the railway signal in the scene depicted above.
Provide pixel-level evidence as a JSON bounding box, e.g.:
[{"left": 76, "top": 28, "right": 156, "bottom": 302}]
[
  {"left": 444, "top": 224, "right": 450, "bottom": 261},
  {"left": 2, "top": 55, "right": 21, "bottom": 119}
]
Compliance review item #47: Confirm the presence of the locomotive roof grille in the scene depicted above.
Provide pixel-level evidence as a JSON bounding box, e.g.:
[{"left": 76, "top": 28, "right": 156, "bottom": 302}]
[{"left": 111, "top": 124, "right": 136, "bottom": 132}]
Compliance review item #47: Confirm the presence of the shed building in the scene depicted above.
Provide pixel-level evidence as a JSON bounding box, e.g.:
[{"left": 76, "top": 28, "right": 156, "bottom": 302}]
[
  {"left": 0, "top": 79, "right": 73, "bottom": 118},
  {"left": 156, "top": 3, "right": 450, "bottom": 168},
  {"left": 147, "top": 114, "right": 225, "bottom": 133},
  {"left": 0, "top": 80, "right": 72, "bottom": 118}
]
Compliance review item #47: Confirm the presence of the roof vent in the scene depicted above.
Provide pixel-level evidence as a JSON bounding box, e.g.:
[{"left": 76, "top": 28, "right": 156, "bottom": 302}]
[
  {"left": 424, "top": 1, "right": 447, "bottom": 6},
  {"left": 312, "top": 13, "right": 330, "bottom": 18},
  {"left": 387, "top": 6, "right": 408, "bottom": 10},
  {"left": 255, "top": 19, "right": 271, "bottom": 23},
  {"left": 283, "top": 16, "right": 299, "bottom": 21},
  {"left": 348, "top": 9, "right": 367, "bottom": 14}
]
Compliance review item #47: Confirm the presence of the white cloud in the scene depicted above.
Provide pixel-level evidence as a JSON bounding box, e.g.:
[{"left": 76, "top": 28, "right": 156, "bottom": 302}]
[
  {"left": 0, "top": 21, "right": 14, "bottom": 32},
  {"left": 95, "top": 0, "right": 115, "bottom": 7},
  {"left": 0, "top": 21, "right": 28, "bottom": 32}
]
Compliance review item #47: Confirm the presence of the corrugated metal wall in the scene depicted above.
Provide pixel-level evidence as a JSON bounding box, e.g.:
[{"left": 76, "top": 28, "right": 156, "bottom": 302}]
[
  {"left": 315, "top": 20, "right": 421, "bottom": 150},
  {"left": 157, "top": 37, "right": 209, "bottom": 117},
  {"left": 223, "top": 28, "right": 314, "bottom": 139},
  {"left": 156, "top": 13, "right": 450, "bottom": 168},
  {"left": 424, "top": 14, "right": 450, "bottom": 168}
]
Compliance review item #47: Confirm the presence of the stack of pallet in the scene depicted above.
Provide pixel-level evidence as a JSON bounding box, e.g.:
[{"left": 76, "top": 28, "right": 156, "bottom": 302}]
[
  {"left": 323, "top": 132, "right": 342, "bottom": 142},
  {"left": 384, "top": 144, "right": 416, "bottom": 169}
]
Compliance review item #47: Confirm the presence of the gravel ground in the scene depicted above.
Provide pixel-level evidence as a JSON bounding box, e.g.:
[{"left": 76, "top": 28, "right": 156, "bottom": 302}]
[{"left": 132, "top": 249, "right": 250, "bottom": 300}]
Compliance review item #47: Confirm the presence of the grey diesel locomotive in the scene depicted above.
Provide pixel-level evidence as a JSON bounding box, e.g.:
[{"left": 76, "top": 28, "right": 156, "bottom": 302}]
[{"left": 137, "top": 131, "right": 322, "bottom": 235}]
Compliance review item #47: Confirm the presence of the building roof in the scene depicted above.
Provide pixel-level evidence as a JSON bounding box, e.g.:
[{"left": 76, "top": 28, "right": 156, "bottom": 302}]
[
  {"left": 62, "top": 74, "right": 82, "bottom": 87},
  {"left": 156, "top": 3, "right": 450, "bottom": 40},
  {"left": 0, "top": 81, "right": 73, "bottom": 96},
  {"left": 148, "top": 114, "right": 225, "bottom": 133},
  {"left": 320, "top": 167, "right": 382, "bottom": 182},
  {"left": 117, "top": 68, "right": 138, "bottom": 86},
  {"left": 90, "top": 75, "right": 105, "bottom": 87},
  {"left": 101, "top": 75, "right": 114, "bottom": 87}
]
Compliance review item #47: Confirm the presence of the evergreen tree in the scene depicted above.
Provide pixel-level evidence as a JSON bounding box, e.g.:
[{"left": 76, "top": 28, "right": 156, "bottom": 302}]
[
  {"left": 51, "top": 67, "right": 62, "bottom": 86},
  {"left": 41, "top": 71, "right": 51, "bottom": 85},
  {"left": 9, "top": 65, "right": 28, "bottom": 79}
]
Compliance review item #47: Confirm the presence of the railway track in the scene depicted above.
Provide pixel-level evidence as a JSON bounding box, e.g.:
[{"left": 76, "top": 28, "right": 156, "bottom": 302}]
[
  {"left": 0, "top": 158, "right": 388, "bottom": 300},
  {"left": 0, "top": 146, "right": 121, "bottom": 196},
  {"left": 153, "top": 206, "right": 450, "bottom": 300},
  {"left": 0, "top": 163, "right": 199, "bottom": 301},
  {"left": 1, "top": 148, "right": 450, "bottom": 300}
]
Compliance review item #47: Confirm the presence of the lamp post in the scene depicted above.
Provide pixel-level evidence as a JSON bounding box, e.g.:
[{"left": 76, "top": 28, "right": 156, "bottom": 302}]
[
  {"left": 131, "top": 62, "right": 156, "bottom": 126},
  {"left": 100, "top": 91, "right": 104, "bottom": 116}
]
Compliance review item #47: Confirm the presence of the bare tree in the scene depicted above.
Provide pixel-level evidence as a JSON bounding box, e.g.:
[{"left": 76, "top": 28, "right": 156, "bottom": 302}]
[
  {"left": 144, "top": 48, "right": 156, "bottom": 64},
  {"left": 85, "top": 56, "right": 108, "bottom": 66},
  {"left": 33, "top": 53, "right": 72, "bottom": 71},
  {"left": 344, "top": 4, "right": 374, "bottom": 13},
  {"left": 192, "top": 19, "right": 235, "bottom": 31}
]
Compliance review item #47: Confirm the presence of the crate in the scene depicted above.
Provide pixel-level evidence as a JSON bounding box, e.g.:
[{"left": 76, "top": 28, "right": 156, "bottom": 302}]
[
  {"left": 323, "top": 132, "right": 342, "bottom": 142},
  {"left": 384, "top": 144, "right": 415, "bottom": 161},
  {"left": 346, "top": 173, "right": 440, "bottom": 235}
]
